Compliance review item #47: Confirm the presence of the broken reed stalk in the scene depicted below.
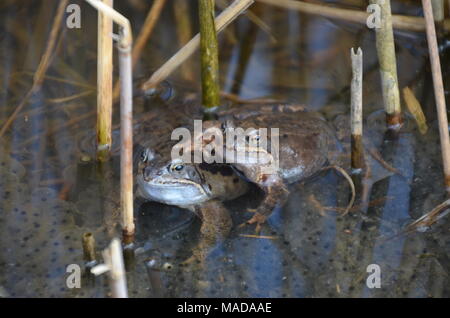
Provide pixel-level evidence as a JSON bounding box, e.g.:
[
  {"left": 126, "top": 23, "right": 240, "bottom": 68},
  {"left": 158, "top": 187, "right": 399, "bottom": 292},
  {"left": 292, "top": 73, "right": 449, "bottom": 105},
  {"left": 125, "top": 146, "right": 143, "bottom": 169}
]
[
  {"left": 173, "top": 0, "right": 194, "bottom": 81},
  {"left": 102, "top": 239, "right": 128, "bottom": 298},
  {"left": 119, "top": 41, "right": 135, "bottom": 244},
  {"left": 199, "top": 0, "right": 220, "bottom": 109},
  {"left": 141, "top": 0, "right": 254, "bottom": 92},
  {"left": 405, "top": 199, "right": 450, "bottom": 233},
  {"left": 132, "top": 0, "right": 166, "bottom": 67},
  {"left": 82, "top": 232, "right": 97, "bottom": 266},
  {"left": 0, "top": 0, "right": 68, "bottom": 138},
  {"left": 422, "top": 0, "right": 450, "bottom": 194},
  {"left": 85, "top": 0, "right": 135, "bottom": 242},
  {"left": 112, "top": 0, "right": 167, "bottom": 100},
  {"left": 350, "top": 47, "right": 364, "bottom": 173},
  {"left": 255, "top": 0, "right": 450, "bottom": 32},
  {"left": 97, "top": 0, "right": 114, "bottom": 162},
  {"left": 370, "top": 0, "right": 402, "bottom": 133}
]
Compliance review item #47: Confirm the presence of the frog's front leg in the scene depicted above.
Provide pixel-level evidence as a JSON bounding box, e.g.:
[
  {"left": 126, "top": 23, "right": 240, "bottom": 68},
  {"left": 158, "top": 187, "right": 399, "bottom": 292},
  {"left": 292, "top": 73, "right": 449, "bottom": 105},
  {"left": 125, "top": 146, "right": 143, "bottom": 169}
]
[{"left": 242, "top": 176, "right": 289, "bottom": 234}]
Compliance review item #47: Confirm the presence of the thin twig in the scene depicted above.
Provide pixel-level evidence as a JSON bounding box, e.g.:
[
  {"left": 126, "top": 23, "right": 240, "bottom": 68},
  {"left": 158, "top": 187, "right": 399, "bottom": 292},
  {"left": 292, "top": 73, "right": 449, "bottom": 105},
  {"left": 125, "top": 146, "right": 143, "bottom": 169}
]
[
  {"left": 255, "top": 0, "right": 450, "bottom": 32},
  {"left": 405, "top": 199, "right": 450, "bottom": 233},
  {"left": 365, "top": 146, "right": 402, "bottom": 176},
  {"left": 0, "top": 0, "right": 68, "bottom": 138},
  {"left": 239, "top": 234, "right": 278, "bottom": 239},
  {"left": 173, "top": 0, "right": 194, "bottom": 81},
  {"left": 113, "top": 0, "right": 167, "bottom": 100},
  {"left": 216, "top": 0, "right": 276, "bottom": 43},
  {"left": 132, "top": 0, "right": 166, "bottom": 67},
  {"left": 220, "top": 91, "right": 284, "bottom": 104},
  {"left": 319, "top": 165, "right": 356, "bottom": 215}
]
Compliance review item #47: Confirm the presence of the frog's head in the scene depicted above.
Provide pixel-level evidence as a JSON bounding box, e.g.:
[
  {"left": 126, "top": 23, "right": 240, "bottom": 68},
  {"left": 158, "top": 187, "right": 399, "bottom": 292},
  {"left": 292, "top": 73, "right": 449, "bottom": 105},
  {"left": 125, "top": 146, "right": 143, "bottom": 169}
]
[{"left": 136, "top": 148, "right": 211, "bottom": 206}]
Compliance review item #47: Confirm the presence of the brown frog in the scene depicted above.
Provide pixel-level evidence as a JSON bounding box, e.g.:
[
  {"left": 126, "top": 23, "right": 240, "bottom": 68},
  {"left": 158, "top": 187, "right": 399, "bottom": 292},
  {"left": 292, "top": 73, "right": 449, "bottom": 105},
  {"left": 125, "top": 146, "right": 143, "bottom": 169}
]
[
  {"left": 136, "top": 138, "right": 249, "bottom": 254},
  {"left": 197, "top": 104, "right": 344, "bottom": 233}
]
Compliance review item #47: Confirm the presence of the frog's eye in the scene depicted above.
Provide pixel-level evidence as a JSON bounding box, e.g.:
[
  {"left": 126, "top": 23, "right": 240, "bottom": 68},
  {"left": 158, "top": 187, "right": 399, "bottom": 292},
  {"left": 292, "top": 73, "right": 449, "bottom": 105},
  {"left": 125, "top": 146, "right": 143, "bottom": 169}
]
[
  {"left": 140, "top": 149, "right": 150, "bottom": 163},
  {"left": 171, "top": 164, "right": 184, "bottom": 172}
]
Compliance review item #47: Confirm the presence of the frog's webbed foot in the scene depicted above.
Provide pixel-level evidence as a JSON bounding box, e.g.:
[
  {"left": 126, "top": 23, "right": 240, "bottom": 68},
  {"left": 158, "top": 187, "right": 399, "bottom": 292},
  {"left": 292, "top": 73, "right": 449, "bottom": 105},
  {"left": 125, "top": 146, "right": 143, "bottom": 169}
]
[
  {"left": 240, "top": 179, "right": 289, "bottom": 234},
  {"left": 239, "top": 212, "right": 267, "bottom": 234}
]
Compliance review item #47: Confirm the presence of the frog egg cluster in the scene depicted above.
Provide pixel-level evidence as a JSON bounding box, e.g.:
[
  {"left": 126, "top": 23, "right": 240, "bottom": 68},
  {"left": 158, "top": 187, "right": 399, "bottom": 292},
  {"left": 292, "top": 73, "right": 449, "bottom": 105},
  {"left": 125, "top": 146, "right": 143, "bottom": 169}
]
[{"left": 0, "top": 158, "right": 92, "bottom": 297}]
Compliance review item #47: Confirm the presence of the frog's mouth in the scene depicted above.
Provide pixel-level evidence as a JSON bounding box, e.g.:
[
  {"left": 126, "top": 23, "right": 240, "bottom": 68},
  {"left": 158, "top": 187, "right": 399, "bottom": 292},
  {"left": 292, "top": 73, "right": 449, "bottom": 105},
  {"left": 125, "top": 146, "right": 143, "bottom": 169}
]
[{"left": 136, "top": 175, "right": 210, "bottom": 206}]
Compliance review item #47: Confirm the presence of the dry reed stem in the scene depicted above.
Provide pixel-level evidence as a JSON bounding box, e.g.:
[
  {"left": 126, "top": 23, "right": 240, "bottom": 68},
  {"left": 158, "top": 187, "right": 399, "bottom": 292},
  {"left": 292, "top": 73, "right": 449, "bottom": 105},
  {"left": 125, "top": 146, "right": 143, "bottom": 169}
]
[
  {"left": 142, "top": 0, "right": 254, "bottom": 91},
  {"left": 97, "top": 0, "right": 114, "bottom": 162},
  {"left": 85, "top": 0, "right": 132, "bottom": 48},
  {"left": 173, "top": 0, "right": 195, "bottom": 81},
  {"left": 82, "top": 232, "right": 97, "bottom": 265},
  {"left": 47, "top": 90, "right": 95, "bottom": 104},
  {"left": 119, "top": 48, "right": 135, "bottom": 241},
  {"left": 132, "top": 0, "right": 167, "bottom": 66},
  {"left": 85, "top": 0, "right": 135, "bottom": 240},
  {"left": 350, "top": 47, "right": 364, "bottom": 171},
  {"left": 0, "top": 0, "right": 68, "bottom": 138},
  {"left": 102, "top": 239, "right": 128, "bottom": 298},
  {"left": 403, "top": 86, "right": 428, "bottom": 135},
  {"left": 405, "top": 199, "right": 450, "bottom": 233},
  {"left": 365, "top": 146, "right": 402, "bottom": 176},
  {"left": 113, "top": 0, "right": 167, "bottom": 100},
  {"left": 19, "top": 72, "right": 96, "bottom": 90},
  {"left": 256, "top": 0, "right": 450, "bottom": 32},
  {"left": 371, "top": 0, "right": 402, "bottom": 129},
  {"left": 199, "top": 0, "right": 220, "bottom": 108},
  {"left": 216, "top": 0, "right": 276, "bottom": 43},
  {"left": 220, "top": 91, "right": 283, "bottom": 104},
  {"left": 422, "top": 0, "right": 450, "bottom": 193}
]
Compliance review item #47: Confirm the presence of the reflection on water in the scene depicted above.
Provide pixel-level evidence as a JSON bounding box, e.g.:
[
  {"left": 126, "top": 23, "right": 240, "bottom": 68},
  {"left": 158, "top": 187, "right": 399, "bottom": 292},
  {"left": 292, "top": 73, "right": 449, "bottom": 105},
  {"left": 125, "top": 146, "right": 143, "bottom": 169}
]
[{"left": 0, "top": 1, "right": 449, "bottom": 297}]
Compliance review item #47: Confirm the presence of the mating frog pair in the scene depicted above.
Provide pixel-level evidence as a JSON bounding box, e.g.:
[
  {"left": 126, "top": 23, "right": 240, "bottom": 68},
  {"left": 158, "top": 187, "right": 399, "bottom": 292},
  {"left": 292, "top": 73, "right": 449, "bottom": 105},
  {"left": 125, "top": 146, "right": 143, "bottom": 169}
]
[{"left": 136, "top": 104, "right": 343, "bottom": 235}]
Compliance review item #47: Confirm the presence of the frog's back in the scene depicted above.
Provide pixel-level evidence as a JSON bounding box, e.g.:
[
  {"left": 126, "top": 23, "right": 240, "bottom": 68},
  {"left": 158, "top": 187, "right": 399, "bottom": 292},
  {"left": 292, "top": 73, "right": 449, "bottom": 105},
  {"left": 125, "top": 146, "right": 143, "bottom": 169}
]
[
  {"left": 225, "top": 107, "right": 341, "bottom": 184},
  {"left": 275, "top": 112, "right": 340, "bottom": 183}
]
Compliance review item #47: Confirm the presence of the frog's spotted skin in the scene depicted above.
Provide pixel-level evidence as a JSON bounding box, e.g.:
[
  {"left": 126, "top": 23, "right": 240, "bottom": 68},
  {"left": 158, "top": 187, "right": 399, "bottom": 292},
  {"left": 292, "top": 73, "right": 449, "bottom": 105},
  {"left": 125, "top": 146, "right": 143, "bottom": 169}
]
[{"left": 214, "top": 105, "right": 342, "bottom": 232}]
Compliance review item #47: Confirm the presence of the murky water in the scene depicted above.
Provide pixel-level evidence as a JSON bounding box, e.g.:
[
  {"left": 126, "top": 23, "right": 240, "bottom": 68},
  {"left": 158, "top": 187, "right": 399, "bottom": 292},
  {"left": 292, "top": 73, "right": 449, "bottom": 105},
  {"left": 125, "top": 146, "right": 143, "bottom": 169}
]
[{"left": 0, "top": 0, "right": 449, "bottom": 298}]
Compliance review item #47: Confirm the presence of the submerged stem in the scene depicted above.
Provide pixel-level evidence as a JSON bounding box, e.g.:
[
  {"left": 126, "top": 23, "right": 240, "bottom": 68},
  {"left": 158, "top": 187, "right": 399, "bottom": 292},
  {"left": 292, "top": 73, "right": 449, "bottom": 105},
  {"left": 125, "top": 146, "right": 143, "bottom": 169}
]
[{"left": 199, "top": 0, "right": 220, "bottom": 109}]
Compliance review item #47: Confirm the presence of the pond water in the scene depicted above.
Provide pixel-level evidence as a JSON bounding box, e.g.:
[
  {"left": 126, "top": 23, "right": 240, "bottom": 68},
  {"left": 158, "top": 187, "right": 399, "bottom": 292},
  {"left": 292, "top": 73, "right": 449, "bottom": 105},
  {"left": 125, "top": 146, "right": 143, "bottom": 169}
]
[{"left": 0, "top": 0, "right": 449, "bottom": 297}]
